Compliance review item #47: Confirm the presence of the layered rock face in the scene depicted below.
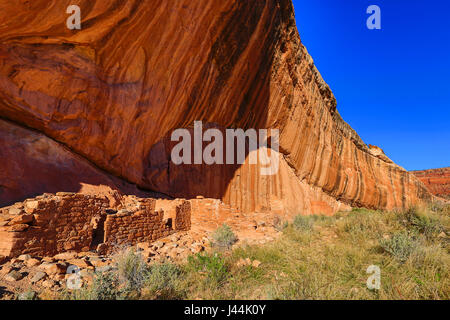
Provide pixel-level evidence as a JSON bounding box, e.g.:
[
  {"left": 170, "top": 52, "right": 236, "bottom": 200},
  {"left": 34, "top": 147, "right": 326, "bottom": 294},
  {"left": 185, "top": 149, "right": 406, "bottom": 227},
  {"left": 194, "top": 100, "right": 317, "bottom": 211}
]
[
  {"left": 0, "top": 0, "right": 432, "bottom": 215},
  {"left": 0, "top": 119, "right": 161, "bottom": 207},
  {"left": 412, "top": 168, "right": 450, "bottom": 200}
]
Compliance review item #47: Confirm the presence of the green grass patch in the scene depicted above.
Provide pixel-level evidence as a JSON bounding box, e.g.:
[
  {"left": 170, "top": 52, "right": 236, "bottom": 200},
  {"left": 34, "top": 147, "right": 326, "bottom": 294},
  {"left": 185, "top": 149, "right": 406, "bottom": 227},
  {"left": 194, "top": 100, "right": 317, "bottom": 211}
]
[{"left": 57, "top": 204, "right": 450, "bottom": 300}]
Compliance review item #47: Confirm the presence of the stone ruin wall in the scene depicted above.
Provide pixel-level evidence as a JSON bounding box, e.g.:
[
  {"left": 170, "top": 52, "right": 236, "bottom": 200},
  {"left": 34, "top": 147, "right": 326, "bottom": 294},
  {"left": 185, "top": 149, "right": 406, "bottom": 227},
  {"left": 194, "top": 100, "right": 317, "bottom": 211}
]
[
  {"left": 0, "top": 193, "right": 191, "bottom": 258},
  {"left": 103, "top": 199, "right": 191, "bottom": 254},
  {"left": 154, "top": 199, "right": 192, "bottom": 231}
]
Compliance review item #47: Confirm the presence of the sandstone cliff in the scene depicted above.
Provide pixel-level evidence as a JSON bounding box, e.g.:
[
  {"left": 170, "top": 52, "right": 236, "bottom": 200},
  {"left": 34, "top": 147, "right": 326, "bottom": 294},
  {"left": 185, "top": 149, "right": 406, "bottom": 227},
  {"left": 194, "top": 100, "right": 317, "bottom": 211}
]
[
  {"left": 0, "top": 119, "right": 164, "bottom": 206},
  {"left": 412, "top": 168, "right": 450, "bottom": 200},
  {"left": 0, "top": 0, "right": 432, "bottom": 214}
]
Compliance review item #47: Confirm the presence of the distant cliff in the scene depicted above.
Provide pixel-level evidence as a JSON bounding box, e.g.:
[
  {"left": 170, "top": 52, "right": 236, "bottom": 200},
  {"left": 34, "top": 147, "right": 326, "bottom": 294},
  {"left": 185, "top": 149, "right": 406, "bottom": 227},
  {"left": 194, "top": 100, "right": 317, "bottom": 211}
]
[{"left": 412, "top": 168, "right": 450, "bottom": 200}]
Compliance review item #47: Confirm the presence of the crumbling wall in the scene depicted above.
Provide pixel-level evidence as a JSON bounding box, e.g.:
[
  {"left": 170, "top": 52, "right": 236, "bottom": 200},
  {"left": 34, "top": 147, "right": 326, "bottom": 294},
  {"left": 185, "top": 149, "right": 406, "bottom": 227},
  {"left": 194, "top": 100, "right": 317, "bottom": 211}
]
[
  {"left": 0, "top": 193, "right": 109, "bottom": 257},
  {"left": 155, "top": 199, "right": 192, "bottom": 231},
  {"left": 0, "top": 194, "right": 192, "bottom": 257},
  {"left": 103, "top": 199, "right": 163, "bottom": 246},
  {"left": 175, "top": 201, "right": 191, "bottom": 231},
  {"left": 103, "top": 199, "right": 191, "bottom": 253}
]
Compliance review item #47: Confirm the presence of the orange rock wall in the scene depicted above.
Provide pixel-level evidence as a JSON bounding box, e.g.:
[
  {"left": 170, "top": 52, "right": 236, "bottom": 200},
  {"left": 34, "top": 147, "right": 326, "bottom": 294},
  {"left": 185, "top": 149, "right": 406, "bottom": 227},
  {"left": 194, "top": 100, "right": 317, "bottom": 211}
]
[
  {"left": 412, "top": 168, "right": 450, "bottom": 199},
  {"left": 0, "top": 119, "right": 160, "bottom": 207},
  {"left": 0, "top": 0, "right": 432, "bottom": 215}
]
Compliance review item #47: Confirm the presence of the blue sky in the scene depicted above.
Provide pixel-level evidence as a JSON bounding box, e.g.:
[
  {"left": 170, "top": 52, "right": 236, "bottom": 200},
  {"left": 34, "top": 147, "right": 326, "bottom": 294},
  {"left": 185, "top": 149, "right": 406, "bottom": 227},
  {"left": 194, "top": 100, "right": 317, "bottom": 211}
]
[{"left": 292, "top": 0, "right": 449, "bottom": 170}]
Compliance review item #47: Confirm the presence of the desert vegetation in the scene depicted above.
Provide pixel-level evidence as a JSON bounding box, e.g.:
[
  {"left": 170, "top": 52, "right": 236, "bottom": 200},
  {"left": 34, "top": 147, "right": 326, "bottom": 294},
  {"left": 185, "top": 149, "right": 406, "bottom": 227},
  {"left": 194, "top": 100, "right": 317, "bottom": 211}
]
[{"left": 52, "top": 204, "right": 449, "bottom": 300}]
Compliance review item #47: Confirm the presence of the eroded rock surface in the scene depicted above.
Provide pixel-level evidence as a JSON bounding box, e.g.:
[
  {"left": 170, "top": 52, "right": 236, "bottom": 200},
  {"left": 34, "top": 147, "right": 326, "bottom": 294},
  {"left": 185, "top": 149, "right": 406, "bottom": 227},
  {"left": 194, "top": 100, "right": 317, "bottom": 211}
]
[
  {"left": 412, "top": 168, "right": 450, "bottom": 200},
  {"left": 0, "top": 119, "right": 162, "bottom": 207},
  {"left": 0, "top": 0, "right": 431, "bottom": 215}
]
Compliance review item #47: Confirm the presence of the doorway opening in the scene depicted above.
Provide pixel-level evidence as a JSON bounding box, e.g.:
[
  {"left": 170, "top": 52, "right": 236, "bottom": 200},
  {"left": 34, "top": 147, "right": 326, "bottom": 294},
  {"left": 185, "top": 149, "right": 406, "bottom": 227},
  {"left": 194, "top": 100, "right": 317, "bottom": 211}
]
[{"left": 91, "top": 214, "right": 106, "bottom": 249}]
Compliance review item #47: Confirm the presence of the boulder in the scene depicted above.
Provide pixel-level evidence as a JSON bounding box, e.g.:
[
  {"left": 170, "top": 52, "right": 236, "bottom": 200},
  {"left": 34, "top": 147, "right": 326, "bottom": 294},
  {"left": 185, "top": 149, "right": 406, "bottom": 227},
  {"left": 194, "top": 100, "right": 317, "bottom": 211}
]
[
  {"left": 17, "top": 254, "right": 31, "bottom": 261},
  {"left": 39, "top": 263, "right": 67, "bottom": 275},
  {"left": 25, "top": 258, "right": 41, "bottom": 268},
  {"left": 30, "top": 271, "right": 47, "bottom": 284},
  {"left": 4, "top": 270, "right": 24, "bottom": 281},
  {"left": 53, "top": 252, "right": 78, "bottom": 261},
  {"left": 66, "top": 259, "right": 92, "bottom": 269}
]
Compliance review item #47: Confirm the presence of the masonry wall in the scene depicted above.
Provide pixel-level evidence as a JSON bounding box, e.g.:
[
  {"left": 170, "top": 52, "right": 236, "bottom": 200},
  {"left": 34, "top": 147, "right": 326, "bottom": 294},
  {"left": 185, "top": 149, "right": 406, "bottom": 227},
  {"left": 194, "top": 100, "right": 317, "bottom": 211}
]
[
  {"left": 0, "top": 193, "right": 109, "bottom": 257},
  {"left": 0, "top": 194, "right": 192, "bottom": 258},
  {"left": 103, "top": 199, "right": 191, "bottom": 252},
  {"left": 175, "top": 201, "right": 191, "bottom": 231},
  {"left": 104, "top": 210, "right": 170, "bottom": 248},
  {"left": 155, "top": 199, "right": 192, "bottom": 231}
]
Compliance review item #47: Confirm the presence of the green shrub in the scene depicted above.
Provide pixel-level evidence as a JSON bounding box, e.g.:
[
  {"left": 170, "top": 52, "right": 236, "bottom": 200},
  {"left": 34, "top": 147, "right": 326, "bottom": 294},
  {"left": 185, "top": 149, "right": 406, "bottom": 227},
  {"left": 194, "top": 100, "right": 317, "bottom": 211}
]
[
  {"left": 402, "top": 207, "right": 443, "bottom": 237},
  {"left": 273, "top": 216, "right": 289, "bottom": 231},
  {"left": 187, "top": 252, "right": 229, "bottom": 284},
  {"left": 211, "top": 224, "right": 238, "bottom": 249},
  {"left": 146, "top": 262, "right": 183, "bottom": 299},
  {"left": 88, "top": 271, "right": 121, "bottom": 300},
  {"left": 380, "top": 231, "right": 419, "bottom": 262},
  {"left": 65, "top": 248, "right": 148, "bottom": 300},
  {"left": 17, "top": 290, "right": 38, "bottom": 300},
  {"left": 64, "top": 271, "right": 120, "bottom": 300},
  {"left": 293, "top": 215, "right": 314, "bottom": 232},
  {"left": 115, "top": 248, "right": 149, "bottom": 294}
]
